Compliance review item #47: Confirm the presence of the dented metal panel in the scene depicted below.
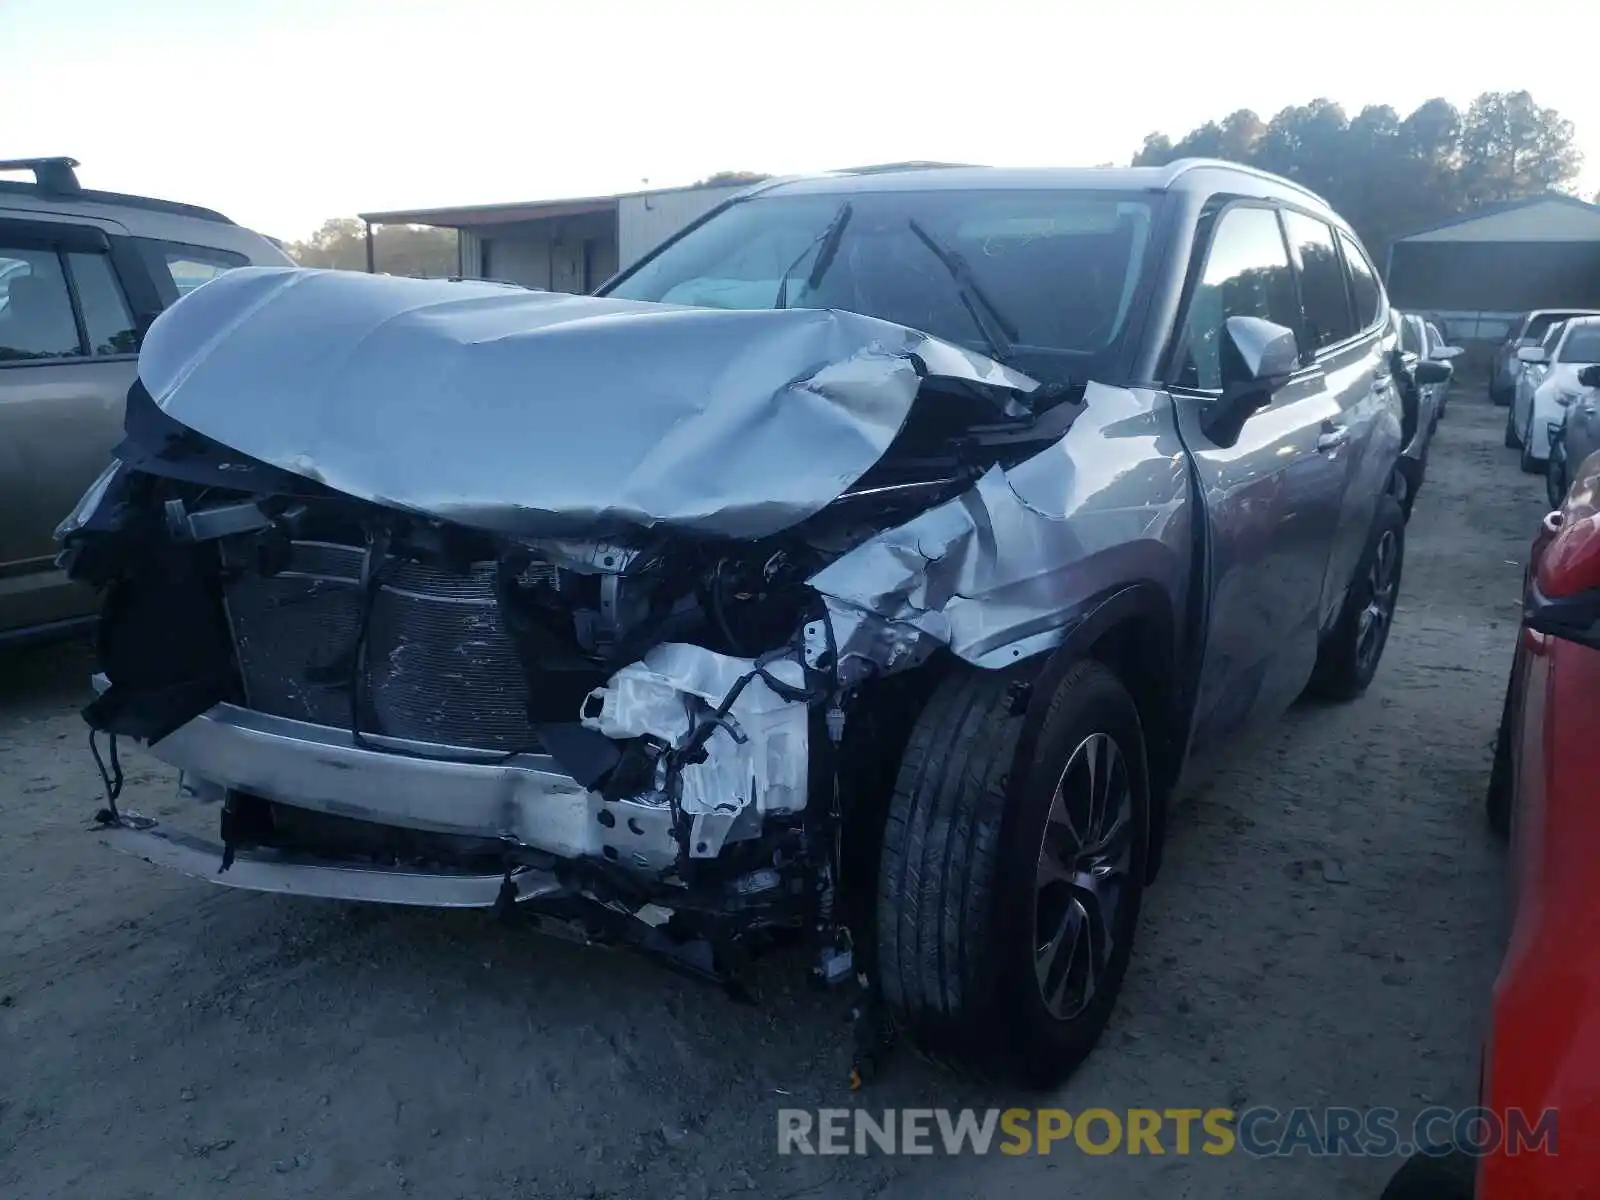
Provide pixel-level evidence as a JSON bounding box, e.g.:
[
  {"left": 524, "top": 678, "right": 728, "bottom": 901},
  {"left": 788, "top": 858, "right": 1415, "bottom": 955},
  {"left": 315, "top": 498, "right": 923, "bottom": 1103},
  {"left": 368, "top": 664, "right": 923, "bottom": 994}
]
[
  {"left": 136, "top": 266, "right": 1037, "bottom": 540},
  {"left": 809, "top": 384, "right": 1191, "bottom": 669}
]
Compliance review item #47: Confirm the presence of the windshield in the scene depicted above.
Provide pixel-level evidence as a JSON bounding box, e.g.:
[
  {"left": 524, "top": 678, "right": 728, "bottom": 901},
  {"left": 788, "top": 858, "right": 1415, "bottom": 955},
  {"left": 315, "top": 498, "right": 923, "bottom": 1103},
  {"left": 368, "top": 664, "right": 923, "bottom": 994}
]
[
  {"left": 605, "top": 189, "right": 1161, "bottom": 384},
  {"left": 1529, "top": 312, "right": 1594, "bottom": 341},
  {"left": 1560, "top": 326, "right": 1600, "bottom": 363}
]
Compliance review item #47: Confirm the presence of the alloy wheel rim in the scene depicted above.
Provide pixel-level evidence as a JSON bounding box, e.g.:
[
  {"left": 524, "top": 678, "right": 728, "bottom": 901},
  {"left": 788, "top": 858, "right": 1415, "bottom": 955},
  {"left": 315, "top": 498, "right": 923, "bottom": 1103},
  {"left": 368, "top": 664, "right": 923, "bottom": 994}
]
[
  {"left": 1356, "top": 530, "right": 1399, "bottom": 672},
  {"left": 1032, "top": 732, "right": 1133, "bottom": 1022}
]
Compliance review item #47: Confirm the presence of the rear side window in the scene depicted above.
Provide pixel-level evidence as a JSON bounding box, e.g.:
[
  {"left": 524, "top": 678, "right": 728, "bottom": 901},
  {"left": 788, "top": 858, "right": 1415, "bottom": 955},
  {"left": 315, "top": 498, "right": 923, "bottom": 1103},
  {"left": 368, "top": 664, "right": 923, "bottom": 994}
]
[
  {"left": 1281, "top": 210, "right": 1354, "bottom": 352},
  {"left": 0, "top": 242, "right": 138, "bottom": 361},
  {"left": 0, "top": 248, "right": 79, "bottom": 360},
  {"left": 1338, "top": 231, "right": 1382, "bottom": 330},
  {"left": 68, "top": 252, "right": 138, "bottom": 355},
  {"left": 1177, "top": 205, "right": 1299, "bottom": 391},
  {"left": 136, "top": 239, "right": 249, "bottom": 300}
]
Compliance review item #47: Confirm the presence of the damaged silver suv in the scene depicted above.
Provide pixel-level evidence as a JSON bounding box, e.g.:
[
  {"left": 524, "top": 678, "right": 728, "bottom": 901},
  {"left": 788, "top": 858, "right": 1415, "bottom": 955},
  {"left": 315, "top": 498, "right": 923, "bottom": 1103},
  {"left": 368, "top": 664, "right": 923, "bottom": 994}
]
[{"left": 57, "top": 161, "right": 1405, "bottom": 1088}]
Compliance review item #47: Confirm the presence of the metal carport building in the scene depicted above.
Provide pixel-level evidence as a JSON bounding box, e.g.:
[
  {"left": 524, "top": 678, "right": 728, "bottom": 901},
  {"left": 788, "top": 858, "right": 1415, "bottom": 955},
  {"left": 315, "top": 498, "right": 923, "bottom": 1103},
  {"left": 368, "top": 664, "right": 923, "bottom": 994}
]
[
  {"left": 1384, "top": 193, "right": 1600, "bottom": 350},
  {"left": 357, "top": 181, "right": 750, "bottom": 294}
]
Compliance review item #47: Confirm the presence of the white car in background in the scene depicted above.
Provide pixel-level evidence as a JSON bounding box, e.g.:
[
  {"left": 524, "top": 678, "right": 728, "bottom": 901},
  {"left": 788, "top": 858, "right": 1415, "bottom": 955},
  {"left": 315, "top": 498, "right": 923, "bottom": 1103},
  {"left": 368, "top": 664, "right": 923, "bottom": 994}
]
[
  {"left": 1547, "top": 361, "right": 1600, "bottom": 505},
  {"left": 1513, "top": 316, "right": 1600, "bottom": 475},
  {"left": 1423, "top": 319, "right": 1459, "bottom": 415},
  {"left": 1509, "top": 319, "right": 1569, "bottom": 453}
]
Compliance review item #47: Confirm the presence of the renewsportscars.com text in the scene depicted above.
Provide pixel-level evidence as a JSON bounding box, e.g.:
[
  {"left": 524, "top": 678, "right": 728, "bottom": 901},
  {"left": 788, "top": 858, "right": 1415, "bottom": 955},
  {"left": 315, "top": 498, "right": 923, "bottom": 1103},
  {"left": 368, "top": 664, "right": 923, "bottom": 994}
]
[{"left": 777, "top": 1106, "right": 1558, "bottom": 1158}]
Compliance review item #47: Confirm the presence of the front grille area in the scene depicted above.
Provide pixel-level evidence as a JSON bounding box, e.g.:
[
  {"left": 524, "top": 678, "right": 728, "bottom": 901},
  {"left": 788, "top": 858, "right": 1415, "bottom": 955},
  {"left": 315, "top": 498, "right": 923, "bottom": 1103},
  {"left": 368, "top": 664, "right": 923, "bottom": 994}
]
[{"left": 224, "top": 540, "right": 542, "bottom": 752}]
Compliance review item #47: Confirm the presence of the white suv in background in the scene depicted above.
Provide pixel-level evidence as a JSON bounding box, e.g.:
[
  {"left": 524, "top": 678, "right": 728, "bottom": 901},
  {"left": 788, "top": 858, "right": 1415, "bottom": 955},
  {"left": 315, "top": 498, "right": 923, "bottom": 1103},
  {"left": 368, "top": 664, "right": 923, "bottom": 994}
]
[{"left": 1511, "top": 316, "right": 1600, "bottom": 475}]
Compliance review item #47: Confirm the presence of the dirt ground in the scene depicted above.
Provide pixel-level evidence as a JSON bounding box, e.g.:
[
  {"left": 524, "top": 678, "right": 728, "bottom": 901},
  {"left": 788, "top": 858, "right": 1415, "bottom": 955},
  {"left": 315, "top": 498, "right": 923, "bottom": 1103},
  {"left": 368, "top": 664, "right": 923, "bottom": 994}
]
[{"left": 0, "top": 383, "right": 1545, "bottom": 1199}]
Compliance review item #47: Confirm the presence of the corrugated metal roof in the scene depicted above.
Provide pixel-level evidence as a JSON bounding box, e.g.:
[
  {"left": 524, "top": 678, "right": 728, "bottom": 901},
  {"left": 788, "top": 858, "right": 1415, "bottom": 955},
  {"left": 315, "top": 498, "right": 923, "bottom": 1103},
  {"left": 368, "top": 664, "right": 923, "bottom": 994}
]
[
  {"left": 359, "top": 195, "right": 618, "bottom": 228},
  {"left": 1395, "top": 194, "right": 1600, "bottom": 244},
  {"left": 358, "top": 179, "right": 767, "bottom": 228}
]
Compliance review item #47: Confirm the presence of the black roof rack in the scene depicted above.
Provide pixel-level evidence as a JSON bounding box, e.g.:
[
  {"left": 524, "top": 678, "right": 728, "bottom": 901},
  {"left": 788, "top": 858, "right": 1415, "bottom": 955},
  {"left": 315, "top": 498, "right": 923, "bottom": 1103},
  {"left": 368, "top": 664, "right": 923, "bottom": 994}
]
[
  {"left": 0, "top": 156, "right": 83, "bottom": 194},
  {"left": 0, "top": 155, "right": 236, "bottom": 226}
]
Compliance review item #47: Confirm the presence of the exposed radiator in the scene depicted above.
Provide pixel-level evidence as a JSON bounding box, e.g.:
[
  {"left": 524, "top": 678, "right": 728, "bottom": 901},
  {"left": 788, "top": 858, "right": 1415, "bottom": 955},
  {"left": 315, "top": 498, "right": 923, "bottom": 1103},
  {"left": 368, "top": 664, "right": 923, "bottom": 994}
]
[{"left": 223, "top": 540, "right": 544, "bottom": 752}]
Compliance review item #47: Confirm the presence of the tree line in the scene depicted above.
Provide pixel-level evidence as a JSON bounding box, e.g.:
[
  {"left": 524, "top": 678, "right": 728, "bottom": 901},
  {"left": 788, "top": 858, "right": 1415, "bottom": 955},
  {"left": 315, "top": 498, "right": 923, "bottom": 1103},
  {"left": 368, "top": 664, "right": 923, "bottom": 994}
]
[
  {"left": 286, "top": 218, "right": 459, "bottom": 278},
  {"left": 1132, "top": 90, "right": 1584, "bottom": 255}
]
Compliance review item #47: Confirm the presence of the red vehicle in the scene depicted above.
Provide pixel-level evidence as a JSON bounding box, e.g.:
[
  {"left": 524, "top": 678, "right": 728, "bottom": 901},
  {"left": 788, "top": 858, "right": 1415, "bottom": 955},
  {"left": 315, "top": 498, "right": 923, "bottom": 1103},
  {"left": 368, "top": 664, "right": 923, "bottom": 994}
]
[{"left": 1384, "top": 451, "right": 1600, "bottom": 1199}]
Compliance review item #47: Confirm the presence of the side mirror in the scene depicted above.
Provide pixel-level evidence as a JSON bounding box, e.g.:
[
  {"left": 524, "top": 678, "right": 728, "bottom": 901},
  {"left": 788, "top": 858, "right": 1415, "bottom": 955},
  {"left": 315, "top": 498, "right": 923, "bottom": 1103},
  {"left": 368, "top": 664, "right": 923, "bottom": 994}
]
[
  {"left": 1414, "top": 360, "right": 1452, "bottom": 386},
  {"left": 1518, "top": 345, "right": 1549, "bottom": 365},
  {"left": 1527, "top": 511, "right": 1600, "bottom": 650},
  {"left": 1201, "top": 316, "right": 1299, "bottom": 447},
  {"left": 1434, "top": 345, "right": 1465, "bottom": 361},
  {"left": 1528, "top": 463, "right": 1600, "bottom": 649},
  {"left": 1579, "top": 364, "right": 1600, "bottom": 389}
]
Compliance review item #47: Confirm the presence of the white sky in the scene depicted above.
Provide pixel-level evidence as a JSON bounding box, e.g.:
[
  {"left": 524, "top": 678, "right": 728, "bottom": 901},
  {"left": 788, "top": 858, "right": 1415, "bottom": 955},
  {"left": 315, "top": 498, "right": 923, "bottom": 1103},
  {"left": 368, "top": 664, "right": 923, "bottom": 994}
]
[{"left": 6, "top": 0, "right": 1597, "bottom": 241}]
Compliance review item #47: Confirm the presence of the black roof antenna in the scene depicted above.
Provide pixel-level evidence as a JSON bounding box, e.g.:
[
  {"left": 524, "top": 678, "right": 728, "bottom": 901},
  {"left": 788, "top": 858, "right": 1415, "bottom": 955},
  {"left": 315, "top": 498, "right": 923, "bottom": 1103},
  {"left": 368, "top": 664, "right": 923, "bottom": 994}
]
[{"left": 0, "top": 156, "right": 83, "bottom": 195}]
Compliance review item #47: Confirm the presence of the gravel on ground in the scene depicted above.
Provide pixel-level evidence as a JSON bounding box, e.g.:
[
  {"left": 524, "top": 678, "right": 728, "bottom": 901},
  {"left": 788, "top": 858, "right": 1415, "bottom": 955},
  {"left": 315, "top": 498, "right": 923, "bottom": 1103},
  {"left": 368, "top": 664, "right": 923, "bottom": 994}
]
[{"left": 0, "top": 383, "right": 1541, "bottom": 1198}]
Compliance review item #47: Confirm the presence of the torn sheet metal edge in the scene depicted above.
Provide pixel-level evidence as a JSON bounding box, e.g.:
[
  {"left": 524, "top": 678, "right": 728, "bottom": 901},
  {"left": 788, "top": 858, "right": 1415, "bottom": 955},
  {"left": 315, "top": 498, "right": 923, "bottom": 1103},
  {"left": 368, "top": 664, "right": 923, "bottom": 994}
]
[
  {"left": 581, "top": 642, "right": 810, "bottom": 825},
  {"left": 133, "top": 267, "right": 1040, "bottom": 541},
  {"left": 807, "top": 381, "right": 1191, "bottom": 672}
]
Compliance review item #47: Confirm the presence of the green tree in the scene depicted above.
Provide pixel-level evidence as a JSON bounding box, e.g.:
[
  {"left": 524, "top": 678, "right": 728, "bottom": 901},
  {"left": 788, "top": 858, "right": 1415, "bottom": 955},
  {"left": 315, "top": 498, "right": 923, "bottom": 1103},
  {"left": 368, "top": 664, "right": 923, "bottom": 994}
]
[
  {"left": 286, "top": 218, "right": 458, "bottom": 277},
  {"left": 692, "top": 171, "right": 772, "bottom": 187},
  {"left": 1457, "top": 90, "right": 1581, "bottom": 205}
]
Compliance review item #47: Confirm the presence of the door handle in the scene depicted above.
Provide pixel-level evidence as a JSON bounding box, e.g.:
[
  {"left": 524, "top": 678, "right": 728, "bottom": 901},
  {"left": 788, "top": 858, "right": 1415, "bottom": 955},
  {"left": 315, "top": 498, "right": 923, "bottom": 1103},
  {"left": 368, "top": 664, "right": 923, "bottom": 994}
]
[{"left": 1316, "top": 424, "right": 1350, "bottom": 453}]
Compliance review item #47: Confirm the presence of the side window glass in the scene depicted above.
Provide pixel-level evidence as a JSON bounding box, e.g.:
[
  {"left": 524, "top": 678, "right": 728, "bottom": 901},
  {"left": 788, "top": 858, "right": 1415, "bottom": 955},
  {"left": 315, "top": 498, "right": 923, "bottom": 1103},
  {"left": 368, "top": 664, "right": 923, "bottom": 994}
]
[
  {"left": 135, "top": 239, "right": 249, "bottom": 301},
  {"left": 1178, "top": 205, "right": 1299, "bottom": 391},
  {"left": 67, "top": 252, "right": 138, "bottom": 355},
  {"left": 1282, "top": 210, "right": 1355, "bottom": 351},
  {"left": 1398, "top": 315, "right": 1420, "bottom": 355},
  {"left": 1338, "top": 230, "right": 1381, "bottom": 330},
  {"left": 0, "top": 247, "right": 80, "bottom": 361}
]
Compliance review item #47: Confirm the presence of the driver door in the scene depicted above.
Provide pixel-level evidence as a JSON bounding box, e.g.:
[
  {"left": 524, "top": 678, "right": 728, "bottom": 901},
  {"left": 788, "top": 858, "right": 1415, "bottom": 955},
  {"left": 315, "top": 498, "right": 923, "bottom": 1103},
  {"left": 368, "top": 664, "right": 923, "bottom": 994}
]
[{"left": 1168, "top": 202, "right": 1347, "bottom": 763}]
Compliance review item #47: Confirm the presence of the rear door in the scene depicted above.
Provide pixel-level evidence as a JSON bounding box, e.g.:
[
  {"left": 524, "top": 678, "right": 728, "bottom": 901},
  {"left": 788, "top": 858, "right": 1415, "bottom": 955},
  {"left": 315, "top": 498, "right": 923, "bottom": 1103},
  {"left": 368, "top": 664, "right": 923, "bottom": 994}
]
[
  {"left": 1280, "top": 212, "right": 1398, "bottom": 633},
  {"left": 0, "top": 214, "right": 159, "bottom": 615},
  {"left": 1169, "top": 201, "right": 1349, "bottom": 753}
]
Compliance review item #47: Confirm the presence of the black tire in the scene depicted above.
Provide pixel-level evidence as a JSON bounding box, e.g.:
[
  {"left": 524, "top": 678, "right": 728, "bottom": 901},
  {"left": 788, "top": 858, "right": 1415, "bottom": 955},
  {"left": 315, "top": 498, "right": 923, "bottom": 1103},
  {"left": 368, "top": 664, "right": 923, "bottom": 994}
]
[
  {"left": 1519, "top": 411, "right": 1545, "bottom": 475},
  {"left": 1547, "top": 443, "right": 1568, "bottom": 508},
  {"left": 1486, "top": 659, "right": 1516, "bottom": 841},
  {"left": 1393, "top": 462, "right": 1418, "bottom": 523},
  {"left": 1307, "top": 495, "right": 1405, "bottom": 701},
  {"left": 1380, "top": 1146, "right": 1476, "bottom": 1200},
  {"left": 876, "top": 660, "right": 1149, "bottom": 1088},
  {"left": 1504, "top": 405, "right": 1521, "bottom": 449}
]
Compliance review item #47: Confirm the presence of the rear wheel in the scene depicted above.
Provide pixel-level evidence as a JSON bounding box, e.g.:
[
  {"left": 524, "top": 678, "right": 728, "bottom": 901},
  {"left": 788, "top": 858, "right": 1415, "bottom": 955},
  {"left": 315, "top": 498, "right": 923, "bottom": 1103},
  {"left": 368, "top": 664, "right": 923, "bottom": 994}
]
[
  {"left": 1547, "top": 441, "right": 1569, "bottom": 507},
  {"left": 876, "top": 660, "right": 1149, "bottom": 1087},
  {"left": 1504, "top": 405, "right": 1521, "bottom": 449},
  {"left": 1308, "top": 496, "right": 1405, "bottom": 701},
  {"left": 1519, "top": 411, "right": 1545, "bottom": 474}
]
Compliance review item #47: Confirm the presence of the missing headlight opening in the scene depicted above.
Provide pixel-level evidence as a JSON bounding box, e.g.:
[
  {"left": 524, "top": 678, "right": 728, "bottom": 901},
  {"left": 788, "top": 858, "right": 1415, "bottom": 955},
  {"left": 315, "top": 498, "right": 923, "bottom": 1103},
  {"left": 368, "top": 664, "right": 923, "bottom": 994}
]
[{"left": 56, "top": 266, "right": 1152, "bottom": 1087}]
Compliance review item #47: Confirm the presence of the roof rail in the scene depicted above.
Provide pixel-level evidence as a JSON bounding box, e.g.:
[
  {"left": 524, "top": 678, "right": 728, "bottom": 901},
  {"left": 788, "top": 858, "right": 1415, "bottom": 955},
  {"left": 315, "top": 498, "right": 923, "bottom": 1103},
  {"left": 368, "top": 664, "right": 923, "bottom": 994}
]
[
  {"left": 0, "top": 156, "right": 236, "bottom": 226},
  {"left": 0, "top": 156, "right": 83, "bottom": 195},
  {"left": 1161, "top": 157, "right": 1330, "bottom": 207}
]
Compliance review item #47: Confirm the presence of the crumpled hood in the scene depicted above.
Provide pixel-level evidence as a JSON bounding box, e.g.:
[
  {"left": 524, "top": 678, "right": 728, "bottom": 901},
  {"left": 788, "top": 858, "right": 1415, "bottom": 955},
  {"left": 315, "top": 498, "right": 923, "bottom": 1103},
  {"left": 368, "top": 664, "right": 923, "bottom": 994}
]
[{"left": 137, "top": 267, "right": 1037, "bottom": 539}]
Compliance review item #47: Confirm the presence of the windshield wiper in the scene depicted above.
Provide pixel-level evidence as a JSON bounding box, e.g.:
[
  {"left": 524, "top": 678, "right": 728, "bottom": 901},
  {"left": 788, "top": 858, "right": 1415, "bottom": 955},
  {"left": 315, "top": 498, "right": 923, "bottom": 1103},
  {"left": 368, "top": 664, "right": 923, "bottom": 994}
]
[
  {"left": 775, "top": 202, "right": 852, "bottom": 310},
  {"left": 905, "top": 218, "right": 1018, "bottom": 362}
]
